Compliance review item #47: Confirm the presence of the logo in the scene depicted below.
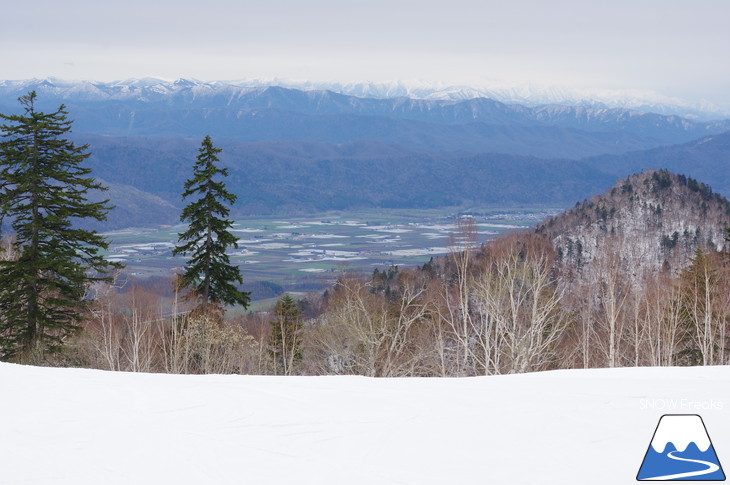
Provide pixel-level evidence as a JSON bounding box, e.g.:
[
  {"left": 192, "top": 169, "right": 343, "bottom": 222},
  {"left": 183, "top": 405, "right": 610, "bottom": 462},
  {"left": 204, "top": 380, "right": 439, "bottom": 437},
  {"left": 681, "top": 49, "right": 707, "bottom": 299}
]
[{"left": 637, "top": 414, "right": 725, "bottom": 481}]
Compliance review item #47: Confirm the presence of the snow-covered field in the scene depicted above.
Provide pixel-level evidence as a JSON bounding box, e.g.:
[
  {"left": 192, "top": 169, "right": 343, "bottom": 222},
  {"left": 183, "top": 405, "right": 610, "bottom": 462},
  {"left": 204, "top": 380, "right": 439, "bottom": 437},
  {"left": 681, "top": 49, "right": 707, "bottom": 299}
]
[{"left": 2, "top": 363, "right": 728, "bottom": 484}]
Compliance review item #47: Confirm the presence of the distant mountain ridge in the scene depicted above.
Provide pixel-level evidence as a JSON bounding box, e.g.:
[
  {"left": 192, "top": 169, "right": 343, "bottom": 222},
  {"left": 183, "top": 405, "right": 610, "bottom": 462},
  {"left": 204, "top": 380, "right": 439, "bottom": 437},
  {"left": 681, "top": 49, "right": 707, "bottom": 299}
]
[
  {"left": 80, "top": 135, "right": 615, "bottom": 229},
  {"left": 2, "top": 77, "right": 727, "bottom": 120},
  {"left": 68, "top": 129, "right": 730, "bottom": 229},
  {"left": 584, "top": 131, "right": 730, "bottom": 196},
  {"left": 2, "top": 79, "right": 729, "bottom": 160},
  {"left": 2, "top": 79, "right": 730, "bottom": 230}
]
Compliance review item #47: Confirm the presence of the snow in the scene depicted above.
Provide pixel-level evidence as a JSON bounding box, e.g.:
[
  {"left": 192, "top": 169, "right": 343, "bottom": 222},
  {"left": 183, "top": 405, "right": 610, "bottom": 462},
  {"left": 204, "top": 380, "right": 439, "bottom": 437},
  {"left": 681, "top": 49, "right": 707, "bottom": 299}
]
[
  {"left": 4, "top": 77, "right": 728, "bottom": 119},
  {"left": 116, "top": 242, "right": 175, "bottom": 250},
  {"left": 417, "top": 224, "right": 457, "bottom": 231},
  {"left": 255, "top": 243, "right": 294, "bottom": 250},
  {"left": 306, "top": 234, "right": 348, "bottom": 239},
  {"left": 237, "top": 238, "right": 273, "bottom": 244},
  {"left": 230, "top": 249, "right": 258, "bottom": 256},
  {"left": 387, "top": 247, "right": 450, "bottom": 257},
  {"left": 355, "top": 234, "right": 391, "bottom": 239},
  {"left": 236, "top": 239, "right": 268, "bottom": 244},
  {"left": 365, "top": 225, "right": 412, "bottom": 233},
  {"left": 1, "top": 363, "right": 728, "bottom": 485},
  {"left": 479, "top": 223, "right": 527, "bottom": 229}
]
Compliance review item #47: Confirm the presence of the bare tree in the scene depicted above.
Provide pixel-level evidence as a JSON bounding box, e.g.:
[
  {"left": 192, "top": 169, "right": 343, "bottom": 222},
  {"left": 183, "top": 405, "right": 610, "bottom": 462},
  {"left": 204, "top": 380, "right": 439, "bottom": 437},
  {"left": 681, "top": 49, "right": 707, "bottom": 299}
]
[
  {"left": 471, "top": 236, "right": 569, "bottom": 374},
  {"left": 641, "top": 275, "right": 683, "bottom": 366},
  {"left": 437, "top": 216, "right": 478, "bottom": 375},
  {"left": 120, "top": 285, "right": 158, "bottom": 372},
  {"left": 306, "top": 273, "right": 433, "bottom": 377},
  {"left": 592, "top": 236, "right": 632, "bottom": 367},
  {"left": 679, "top": 249, "right": 728, "bottom": 366}
]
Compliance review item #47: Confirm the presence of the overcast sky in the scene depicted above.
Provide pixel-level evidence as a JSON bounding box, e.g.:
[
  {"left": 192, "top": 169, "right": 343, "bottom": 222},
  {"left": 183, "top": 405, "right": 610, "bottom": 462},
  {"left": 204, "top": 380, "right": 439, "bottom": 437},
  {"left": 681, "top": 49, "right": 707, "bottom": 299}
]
[{"left": 2, "top": 0, "right": 728, "bottom": 106}]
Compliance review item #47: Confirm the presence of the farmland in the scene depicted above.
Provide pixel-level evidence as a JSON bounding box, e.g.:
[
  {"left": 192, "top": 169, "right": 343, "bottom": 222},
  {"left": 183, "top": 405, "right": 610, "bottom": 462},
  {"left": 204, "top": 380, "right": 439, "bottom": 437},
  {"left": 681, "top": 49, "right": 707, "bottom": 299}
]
[{"left": 102, "top": 207, "right": 561, "bottom": 301}]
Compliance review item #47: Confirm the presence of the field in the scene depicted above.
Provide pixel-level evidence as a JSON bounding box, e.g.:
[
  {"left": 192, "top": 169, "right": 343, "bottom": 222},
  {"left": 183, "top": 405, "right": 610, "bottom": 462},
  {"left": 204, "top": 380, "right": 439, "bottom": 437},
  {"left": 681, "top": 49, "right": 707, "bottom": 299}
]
[{"left": 102, "top": 207, "right": 561, "bottom": 301}]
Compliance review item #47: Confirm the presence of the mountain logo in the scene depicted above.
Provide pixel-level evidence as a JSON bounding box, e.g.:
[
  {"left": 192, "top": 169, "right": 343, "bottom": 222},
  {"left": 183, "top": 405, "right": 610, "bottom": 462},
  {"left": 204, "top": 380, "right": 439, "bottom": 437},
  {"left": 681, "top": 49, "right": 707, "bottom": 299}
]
[{"left": 637, "top": 414, "right": 725, "bottom": 481}]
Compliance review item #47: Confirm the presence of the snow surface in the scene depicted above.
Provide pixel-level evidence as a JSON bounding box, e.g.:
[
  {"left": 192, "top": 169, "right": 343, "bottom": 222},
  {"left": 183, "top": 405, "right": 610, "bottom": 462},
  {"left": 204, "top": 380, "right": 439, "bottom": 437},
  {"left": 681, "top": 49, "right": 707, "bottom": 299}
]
[{"left": 1, "top": 363, "right": 728, "bottom": 484}]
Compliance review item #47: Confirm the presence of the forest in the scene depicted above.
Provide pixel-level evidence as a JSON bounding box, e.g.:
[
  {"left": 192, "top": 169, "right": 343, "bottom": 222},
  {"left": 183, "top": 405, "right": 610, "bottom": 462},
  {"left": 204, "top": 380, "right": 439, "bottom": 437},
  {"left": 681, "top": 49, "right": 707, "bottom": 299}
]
[
  {"left": 1, "top": 93, "right": 730, "bottom": 376},
  {"left": 50, "top": 220, "right": 728, "bottom": 377}
]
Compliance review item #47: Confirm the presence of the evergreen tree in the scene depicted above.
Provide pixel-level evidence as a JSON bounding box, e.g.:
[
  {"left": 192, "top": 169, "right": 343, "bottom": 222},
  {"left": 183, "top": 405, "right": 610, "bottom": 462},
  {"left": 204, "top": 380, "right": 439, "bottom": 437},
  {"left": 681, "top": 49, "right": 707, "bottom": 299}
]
[
  {"left": 173, "top": 136, "right": 250, "bottom": 308},
  {"left": 0, "top": 91, "right": 120, "bottom": 360},
  {"left": 269, "top": 294, "right": 302, "bottom": 375}
]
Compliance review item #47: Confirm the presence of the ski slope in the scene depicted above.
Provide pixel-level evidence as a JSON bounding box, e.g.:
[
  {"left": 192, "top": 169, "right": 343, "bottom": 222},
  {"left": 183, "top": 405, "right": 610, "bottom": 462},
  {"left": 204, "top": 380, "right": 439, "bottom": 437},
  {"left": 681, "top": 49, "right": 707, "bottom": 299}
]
[{"left": 1, "top": 363, "right": 728, "bottom": 484}]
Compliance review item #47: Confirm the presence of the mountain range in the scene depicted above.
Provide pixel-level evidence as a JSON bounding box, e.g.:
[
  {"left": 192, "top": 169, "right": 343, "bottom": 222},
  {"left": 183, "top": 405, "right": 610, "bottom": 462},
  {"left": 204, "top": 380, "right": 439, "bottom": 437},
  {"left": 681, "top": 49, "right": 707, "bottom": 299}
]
[
  {"left": 77, "top": 133, "right": 730, "bottom": 230},
  {"left": 2, "top": 79, "right": 729, "bottom": 159},
  {"left": 1, "top": 79, "right": 729, "bottom": 230},
  {"left": 2, "top": 78, "right": 728, "bottom": 120}
]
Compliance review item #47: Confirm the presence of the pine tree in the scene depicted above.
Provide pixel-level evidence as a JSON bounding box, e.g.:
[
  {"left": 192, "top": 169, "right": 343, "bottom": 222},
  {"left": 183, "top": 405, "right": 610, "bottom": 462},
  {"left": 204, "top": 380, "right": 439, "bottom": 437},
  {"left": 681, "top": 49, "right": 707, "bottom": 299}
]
[
  {"left": 269, "top": 294, "right": 302, "bottom": 375},
  {"left": 0, "top": 91, "right": 120, "bottom": 360},
  {"left": 172, "top": 136, "right": 250, "bottom": 308}
]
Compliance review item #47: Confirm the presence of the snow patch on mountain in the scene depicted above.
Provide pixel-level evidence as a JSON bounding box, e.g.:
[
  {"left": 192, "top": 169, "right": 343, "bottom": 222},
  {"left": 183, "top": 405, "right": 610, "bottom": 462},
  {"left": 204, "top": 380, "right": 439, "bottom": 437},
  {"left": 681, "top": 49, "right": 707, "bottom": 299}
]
[
  {"left": 241, "top": 79, "right": 730, "bottom": 120},
  {"left": 1, "top": 78, "right": 727, "bottom": 120}
]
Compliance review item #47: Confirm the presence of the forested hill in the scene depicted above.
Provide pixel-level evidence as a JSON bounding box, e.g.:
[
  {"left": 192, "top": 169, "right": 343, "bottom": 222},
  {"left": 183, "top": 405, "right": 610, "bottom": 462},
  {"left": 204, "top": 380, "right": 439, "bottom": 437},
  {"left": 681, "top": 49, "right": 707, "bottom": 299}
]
[
  {"left": 79, "top": 135, "right": 615, "bottom": 229},
  {"left": 583, "top": 131, "right": 730, "bottom": 196},
  {"left": 80, "top": 127, "right": 730, "bottom": 230},
  {"left": 537, "top": 169, "right": 730, "bottom": 277}
]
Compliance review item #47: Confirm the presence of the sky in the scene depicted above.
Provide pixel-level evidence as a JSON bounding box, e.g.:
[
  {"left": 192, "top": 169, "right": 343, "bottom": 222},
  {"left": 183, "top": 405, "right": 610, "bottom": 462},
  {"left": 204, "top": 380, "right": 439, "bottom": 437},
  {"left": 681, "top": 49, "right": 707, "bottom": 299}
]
[{"left": 2, "top": 0, "right": 729, "bottom": 107}]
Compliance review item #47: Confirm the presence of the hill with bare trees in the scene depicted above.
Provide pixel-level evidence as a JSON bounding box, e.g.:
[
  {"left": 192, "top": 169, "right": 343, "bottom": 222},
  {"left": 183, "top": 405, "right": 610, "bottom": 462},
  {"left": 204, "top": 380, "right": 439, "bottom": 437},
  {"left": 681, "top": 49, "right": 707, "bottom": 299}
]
[{"left": 537, "top": 169, "right": 730, "bottom": 278}]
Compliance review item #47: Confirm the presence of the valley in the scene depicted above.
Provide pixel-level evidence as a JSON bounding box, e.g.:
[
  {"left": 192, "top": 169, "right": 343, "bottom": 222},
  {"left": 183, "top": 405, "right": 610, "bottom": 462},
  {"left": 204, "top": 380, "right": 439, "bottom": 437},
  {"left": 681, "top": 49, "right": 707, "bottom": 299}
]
[{"left": 103, "top": 206, "right": 560, "bottom": 303}]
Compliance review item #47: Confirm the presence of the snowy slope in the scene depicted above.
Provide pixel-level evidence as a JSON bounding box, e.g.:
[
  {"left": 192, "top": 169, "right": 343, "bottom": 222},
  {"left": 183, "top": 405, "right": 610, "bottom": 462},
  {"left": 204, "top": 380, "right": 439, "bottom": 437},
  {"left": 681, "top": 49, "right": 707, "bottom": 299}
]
[{"left": 1, "top": 363, "right": 728, "bottom": 484}]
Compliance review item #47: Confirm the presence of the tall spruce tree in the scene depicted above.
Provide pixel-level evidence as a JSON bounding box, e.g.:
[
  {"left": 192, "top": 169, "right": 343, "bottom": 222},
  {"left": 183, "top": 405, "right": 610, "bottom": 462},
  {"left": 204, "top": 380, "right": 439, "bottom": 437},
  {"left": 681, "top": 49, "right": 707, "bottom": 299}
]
[
  {"left": 173, "top": 136, "right": 250, "bottom": 308},
  {"left": 0, "top": 91, "right": 120, "bottom": 360}
]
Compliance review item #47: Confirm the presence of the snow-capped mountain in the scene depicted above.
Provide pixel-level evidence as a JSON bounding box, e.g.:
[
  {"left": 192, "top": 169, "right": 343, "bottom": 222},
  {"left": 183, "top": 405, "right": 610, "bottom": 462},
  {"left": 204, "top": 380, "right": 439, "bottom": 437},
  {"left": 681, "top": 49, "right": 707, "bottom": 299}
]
[
  {"left": 2, "top": 78, "right": 729, "bottom": 152},
  {"left": 281, "top": 80, "right": 729, "bottom": 120},
  {"left": 0, "top": 78, "right": 252, "bottom": 103},
  {"left": 1, "top": 78, "right": 728, "bottom": 121}
]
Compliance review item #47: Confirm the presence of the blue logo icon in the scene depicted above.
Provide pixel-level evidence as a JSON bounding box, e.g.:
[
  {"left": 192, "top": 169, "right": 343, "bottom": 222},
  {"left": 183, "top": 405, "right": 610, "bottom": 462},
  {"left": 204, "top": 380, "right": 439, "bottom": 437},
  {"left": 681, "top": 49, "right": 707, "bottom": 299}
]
[{"left": 637, "top": 414, "right": 725, "bottom": 481}]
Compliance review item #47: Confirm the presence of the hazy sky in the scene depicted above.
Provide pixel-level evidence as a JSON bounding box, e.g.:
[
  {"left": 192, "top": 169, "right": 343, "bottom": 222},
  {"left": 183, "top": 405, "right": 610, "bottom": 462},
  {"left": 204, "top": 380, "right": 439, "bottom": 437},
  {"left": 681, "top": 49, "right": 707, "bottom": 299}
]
[{"left": 2, "top": 0, "right": 728, "bottom": 105}]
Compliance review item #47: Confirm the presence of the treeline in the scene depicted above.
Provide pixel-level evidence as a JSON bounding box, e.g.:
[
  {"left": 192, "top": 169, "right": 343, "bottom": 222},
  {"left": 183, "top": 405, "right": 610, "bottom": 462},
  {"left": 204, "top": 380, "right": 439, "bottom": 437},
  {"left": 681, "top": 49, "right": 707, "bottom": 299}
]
[{"left": 33, "top": 223, "right": 730, "bottom": 376}]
